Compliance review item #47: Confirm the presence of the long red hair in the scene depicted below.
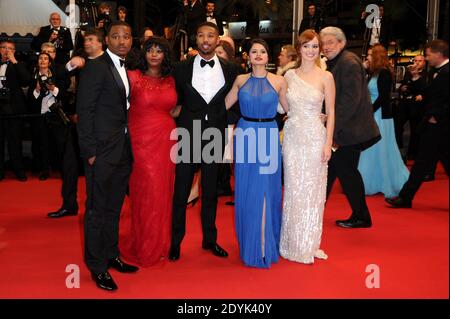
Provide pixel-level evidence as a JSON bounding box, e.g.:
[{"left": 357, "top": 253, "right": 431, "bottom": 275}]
[{"left": 369, "top": 44, "right": 392, "bottom": 76}]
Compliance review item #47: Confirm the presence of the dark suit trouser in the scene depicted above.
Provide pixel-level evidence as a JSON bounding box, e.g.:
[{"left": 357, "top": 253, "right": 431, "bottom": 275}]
[
  {"left": 172, "top": 160, "right": 219, "bottom": 247},
  {"left": 394, "top": 99, "right": 424, "bottom": 159},
  {"left": 0, "top": 117, "right": 25, "bottom": 174},
  {"left": 59, "top": 126, "right": 78, "bottom": 212},
  {"left": 32, "top": 115, "right": 79, "bottom": 211},
  {"left": 326, "top": 144, "right": 372, "bottom": 222},
  {"left": 399, "top": 122, "right": 449, "bottom": 202},
  {"left": 84, "top": 142, "right": 132, "bottom": 274},
  {"left": 172, "top": 121, "right": 223, "bottom": 248},
  {"left": 217, "top": 162, "right": 232, "bottom": 193}
]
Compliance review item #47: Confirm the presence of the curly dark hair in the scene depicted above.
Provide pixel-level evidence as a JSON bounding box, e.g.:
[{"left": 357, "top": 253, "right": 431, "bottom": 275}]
[{"left": 138, "top": 36, "right": 173, "bottom": 77}]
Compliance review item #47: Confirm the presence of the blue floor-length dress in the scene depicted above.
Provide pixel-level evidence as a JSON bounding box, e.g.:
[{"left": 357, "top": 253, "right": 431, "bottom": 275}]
[{"left": 234, "top": 74, "right": 282, "bottom": 268}]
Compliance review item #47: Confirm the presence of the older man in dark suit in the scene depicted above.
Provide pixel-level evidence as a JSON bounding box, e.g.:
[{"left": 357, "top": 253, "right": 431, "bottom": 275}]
[
  {"left": 32, "top": 12, "right": 74, "bottom": 64},
  {"left": 320, "top": 26, "right": 380, "bottom": 228},
  {"left": 386, "top": 39, "right": 449, "bottom": 208}
]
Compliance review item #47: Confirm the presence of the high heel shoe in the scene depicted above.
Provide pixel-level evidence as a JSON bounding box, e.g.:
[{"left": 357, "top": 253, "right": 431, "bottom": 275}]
[{"left": 187, "top": 197, "right": 199, "bottom": 207}]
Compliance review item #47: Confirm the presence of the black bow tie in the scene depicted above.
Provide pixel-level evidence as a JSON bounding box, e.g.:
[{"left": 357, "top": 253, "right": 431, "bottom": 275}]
[
  {"left": 119, "top": 59, "right": 125, "bottom": 67},
  {"left": 0, "top": 61, "right": 8, "bottom": 66},
  {"left": 200, "top": 59, "right": 215, "bottom": 68},
  {"left": 207, "top": 14, "right": 214, "bottom": 17}
]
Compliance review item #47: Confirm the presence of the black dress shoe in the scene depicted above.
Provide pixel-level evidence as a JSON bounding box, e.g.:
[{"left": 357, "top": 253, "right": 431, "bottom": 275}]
[
  {"left": 336, "top": 218, "right": 372, "bottom": 228},
  {"left": 39, "top": 171, "right": 49, "bottom": 181},
  {"left": 169, "top": 245, "right": 180, "bottom": 261},
  {"left": 15, "top": 172, "right": 27, "bottom": 182},
  {"left": 202, "top": 242, "right": 228, "bottom": 257},
  {"left": 47, "top": 208, "right": 78, "bottom": 218},
  {"left": 108, "top": 257, "right": 139, "bottom": 273},
  {"left": 91, "top": 271, "right": 118, "bottom": 291},
  {"left": 225, "top": 201, "right": 235, "bottom": 206},
  {"left": 385, "top": 196, "right": 412, "bottom": 208},
  {"left": 423, "top": 174, "right": 435, "bottom": 182}
]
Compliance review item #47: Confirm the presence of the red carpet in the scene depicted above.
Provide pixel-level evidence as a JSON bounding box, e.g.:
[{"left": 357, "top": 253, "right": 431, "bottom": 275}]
[{"left": 0, "top": 164, "right": 448, "bottom": 299}]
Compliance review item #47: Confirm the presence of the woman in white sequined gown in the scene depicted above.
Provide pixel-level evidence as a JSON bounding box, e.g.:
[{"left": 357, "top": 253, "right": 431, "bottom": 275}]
[{"left": 280, "top": 30, "right": 335, "bottom": 264}]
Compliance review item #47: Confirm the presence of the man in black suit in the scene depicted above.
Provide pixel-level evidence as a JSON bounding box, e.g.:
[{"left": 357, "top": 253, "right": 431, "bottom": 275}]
[
  {"left": 320, "top": 26, "right": 381, "bottom": 228},
  {"left": 32, "top": 12, "right": 74, "bottom": 64},
  {"left": 386, "top": 39, "right": 449, "bottom": 208},
  {"left": 299, "top": 2, "right": 323, "bottom": 34},
  {"left": 0, "top": 39, "right": 30, "bottom": 181},
  {"left": 169, "top": 22, "right": 239, "bottom": 261},
  {"left": 77, "top": 21, "right": 138, "bottom": 291},
  {"left": 205, "top": 1, "right": 224, "bottom": 36}
]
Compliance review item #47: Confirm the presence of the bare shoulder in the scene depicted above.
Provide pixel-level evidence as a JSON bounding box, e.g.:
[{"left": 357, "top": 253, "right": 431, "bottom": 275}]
[
  {"left": 236, "top": 73, "right": 251, "bottom": 87},
  {"left": 320, "top": 69, "right": 334, "bottom": 83},
  {"left": 267, "top": 72, "right": 287, "bottom": 89}
]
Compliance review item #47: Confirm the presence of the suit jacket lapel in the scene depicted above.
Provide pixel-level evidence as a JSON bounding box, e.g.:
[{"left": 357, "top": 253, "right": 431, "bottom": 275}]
[
  {"left": 103, "top": 53, "right": 127, "bottom": 112},
  {"left": 209, "top": 58, "right": 230, "bottom": 105}
]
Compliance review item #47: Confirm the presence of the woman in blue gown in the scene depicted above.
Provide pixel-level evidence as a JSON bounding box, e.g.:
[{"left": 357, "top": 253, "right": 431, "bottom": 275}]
[
  {"left": 358, "top": 44, "right": 409, "bottom": 198},
  {"left": 225, "top": 39, "right": 288, "bottom": 268}
]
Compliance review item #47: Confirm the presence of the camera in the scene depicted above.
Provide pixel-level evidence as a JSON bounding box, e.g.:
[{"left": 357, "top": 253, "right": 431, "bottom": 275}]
[
  {"left": 49, "top": 100, "right": 70, "bottom": 125},
  {"left": 34, "top": 71, "right": 55, "bottom": 95},
  {"left": 0, "top": 76, "right": 11, "bottom": 114},
  {"left": 0, "top": 76, "right": 10, "bottom": 100},
  {"left": 97, "top": 12, "right": 112, "bottom": 29}
]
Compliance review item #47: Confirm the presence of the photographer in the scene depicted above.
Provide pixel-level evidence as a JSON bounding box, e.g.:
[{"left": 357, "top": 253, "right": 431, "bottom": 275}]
[
  {"left": 32, "top": 13, "right": 74, "bottom": 64},
  {"left": 28, "top": 53, "right": 64, "bottom": 178},
  {"left": 0, "top": 39, "right": 30, "bottom": 181},
  {"left": 97, "top": 2, "right": 114, "bottom": 33},
  {"left": 395, "top": 55, "right": 427, "bottom": 160}
]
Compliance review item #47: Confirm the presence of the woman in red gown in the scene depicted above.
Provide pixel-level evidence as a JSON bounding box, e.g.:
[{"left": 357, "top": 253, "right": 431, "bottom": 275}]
[{"left": 120, "top": 37, "right": 178, "bottom": 266}]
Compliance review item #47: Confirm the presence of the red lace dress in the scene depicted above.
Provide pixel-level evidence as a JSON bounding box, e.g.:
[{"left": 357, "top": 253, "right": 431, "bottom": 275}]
[{"left": 120, "top": 70, "right": 177, "bottom": 266}]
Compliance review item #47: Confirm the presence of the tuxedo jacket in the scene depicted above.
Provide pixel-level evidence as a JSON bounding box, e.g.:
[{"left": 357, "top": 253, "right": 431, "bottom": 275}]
[
  {"left": 1, "top": 61, "right": 30, "bottom": 114},
  {"left": 424, "top": 63, "right": 449, "bottom": 126},
  {"left": 173, "top": 56, "right": 239, "bottom": 135},
  {"left": 76, "top": 53, "right": 131, "bottom": 164},
  {"left": 204, "top": 14, "right": 224, "bottom": 35},
  {"left": 32, "top": 25, "right": 74, "bottom": 63}
]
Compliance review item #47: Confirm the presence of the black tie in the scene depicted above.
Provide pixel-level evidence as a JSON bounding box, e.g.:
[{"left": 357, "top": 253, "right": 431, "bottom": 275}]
[
  {"left": 0, "top": 61, "right": 8, "bottom": 66},
  {"left": 119, "top": 59, "right": 125, "bottom": 67},
  {"left": 200, "top": 59, "right": 215, "bottom": 68}
]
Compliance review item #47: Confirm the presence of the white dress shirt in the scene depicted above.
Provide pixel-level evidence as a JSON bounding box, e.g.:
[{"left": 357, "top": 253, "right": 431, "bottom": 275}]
[
  {"left": 192, "top": 54, "right": 225, "bottom": 105},
  {"left": 0, "top": 63, "right": 7, "bottom": 88},
  {"left": 206, "top": 15, "right": 218, "bottom": 26},
  {"left": 33, "top": 73, "right": 59, "bottom": 114},
  {"left": 106, "top": 49, "right": 130, "bottom": 109}
]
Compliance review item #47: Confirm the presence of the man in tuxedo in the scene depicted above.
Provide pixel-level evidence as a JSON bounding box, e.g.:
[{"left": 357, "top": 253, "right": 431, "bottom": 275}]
[
  {"left": 205, "top": 1, "right": 224, "bottom": 36},
  {"left": 386, "top": 39, "right": 449, "bottom": 208},
  {"left": 77, "top": 21, "right": 138, "bottom": 291},
  {"left": 320, "top": 26, "right": 380, "bottom": 228},
  {"left": 32, "top": 13, "right": 74, "bottom": 65},
  {"left": 0, "top": 39, "right": 30, "bottom": 181},
  {"left": 395, "top": 55, "right": 427, "bottom": 160},
  {"left": 169, "top": 22, "right": 239, "bottom": 261}
]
